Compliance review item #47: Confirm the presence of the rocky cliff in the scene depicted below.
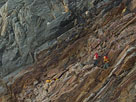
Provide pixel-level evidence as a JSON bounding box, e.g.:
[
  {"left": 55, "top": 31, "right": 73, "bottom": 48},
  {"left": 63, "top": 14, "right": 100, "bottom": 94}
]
[
  {"left": 0, "top": 0, "right": 87, "bottom": 76},
  {"left": 0, "top": 0, "right": 136, "bottom": 102}
]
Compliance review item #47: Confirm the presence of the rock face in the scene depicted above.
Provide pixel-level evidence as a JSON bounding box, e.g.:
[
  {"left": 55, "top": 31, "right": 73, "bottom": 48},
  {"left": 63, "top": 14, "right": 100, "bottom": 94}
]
[
  {"left": 0, "top": 0, "right": 92, "bottom": 76},
  {"left": 0, "top": 0, "right": 136, "bottom": 102}
]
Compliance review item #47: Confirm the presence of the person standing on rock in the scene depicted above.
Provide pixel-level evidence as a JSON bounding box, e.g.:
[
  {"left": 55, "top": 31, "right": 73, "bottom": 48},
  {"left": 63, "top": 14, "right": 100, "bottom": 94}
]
[
  {"left": 93, "top": 53, "right": 99, "bottom": 67},
  {"left": 103, "top": 55, "right": 109, "bottom": 69},
  {"left": 45, "top": 80, "right": 52, "bottom": 93}
]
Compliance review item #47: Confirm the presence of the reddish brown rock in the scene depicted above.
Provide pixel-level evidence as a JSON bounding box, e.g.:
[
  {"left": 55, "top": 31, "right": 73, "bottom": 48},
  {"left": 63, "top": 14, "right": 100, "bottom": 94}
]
[{"left": 3, "top": 1, "right": 136, "bottom": 102}]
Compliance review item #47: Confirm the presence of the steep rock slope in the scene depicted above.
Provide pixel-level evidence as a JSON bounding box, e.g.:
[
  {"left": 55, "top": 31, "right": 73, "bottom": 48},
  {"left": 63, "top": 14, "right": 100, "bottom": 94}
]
[{"left": 0, "top": 0, "right": 136, "bottom": 102}]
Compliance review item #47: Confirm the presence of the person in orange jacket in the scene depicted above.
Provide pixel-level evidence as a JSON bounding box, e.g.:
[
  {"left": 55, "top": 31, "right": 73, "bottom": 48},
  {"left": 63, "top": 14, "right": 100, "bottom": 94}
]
[{"left": 103, "top": 55, "right": 109, "bottom": 69}]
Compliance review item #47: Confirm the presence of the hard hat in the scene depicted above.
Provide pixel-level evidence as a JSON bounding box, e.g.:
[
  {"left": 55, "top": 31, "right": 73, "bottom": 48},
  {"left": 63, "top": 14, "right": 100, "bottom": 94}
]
[
  {"left": 46, "top": 80, "right": 51, "bottom": 83},
  {"left": 104, "top": 56, "right": 106, "bottom": 59}
]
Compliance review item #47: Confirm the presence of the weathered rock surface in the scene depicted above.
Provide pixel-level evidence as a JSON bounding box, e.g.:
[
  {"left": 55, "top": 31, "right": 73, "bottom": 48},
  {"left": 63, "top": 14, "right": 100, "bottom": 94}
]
[
  {"left": 0, "top": 0, "right": 92, "bottom": 76},
  {"left": 0, "top": 0, "right": 136, "bottom": 102}
]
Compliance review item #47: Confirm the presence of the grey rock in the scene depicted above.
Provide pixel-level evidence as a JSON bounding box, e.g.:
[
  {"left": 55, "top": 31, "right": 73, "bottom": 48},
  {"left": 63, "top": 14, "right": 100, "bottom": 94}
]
[
  {"left": 0, "top": 86, "right": 5, "bottom": 96},
  {"left": 0, "top": 0, "right": 114, "bottom": 78},
  {"left": 25, "top": 99, "right": 32, "bottom": 102}
]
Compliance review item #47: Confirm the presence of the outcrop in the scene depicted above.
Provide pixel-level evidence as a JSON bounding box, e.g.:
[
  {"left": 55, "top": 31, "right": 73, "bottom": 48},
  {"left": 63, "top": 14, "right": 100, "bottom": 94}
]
[{"left": 0, "top": 0, "right": 136, "bottom": 102}]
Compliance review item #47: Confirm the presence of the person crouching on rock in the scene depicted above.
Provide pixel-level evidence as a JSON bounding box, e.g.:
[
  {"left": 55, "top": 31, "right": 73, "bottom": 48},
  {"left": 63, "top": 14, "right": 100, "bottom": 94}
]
[
  {"left": 103, "top": 55, "right": 109, "bottom": 69},
  {"left": 93, "top": 53, "right": 99, "bottom": 67}
]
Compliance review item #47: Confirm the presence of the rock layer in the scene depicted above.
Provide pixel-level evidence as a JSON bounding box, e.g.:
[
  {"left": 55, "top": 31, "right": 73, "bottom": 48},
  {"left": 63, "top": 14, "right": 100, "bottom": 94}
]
[{"left": 0, "top": 0, "right": 136, "bottom": 102}]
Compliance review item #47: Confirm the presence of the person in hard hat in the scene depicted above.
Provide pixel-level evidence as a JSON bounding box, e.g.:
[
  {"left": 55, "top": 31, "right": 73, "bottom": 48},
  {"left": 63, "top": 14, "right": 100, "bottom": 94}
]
[
  {"left": 45, "top": 79, "right": 52, "bottom": 92},
  {"left": 93, "top": 53, "right": 99, "bottom": 67},
  {"left": 103, "top": 55, "right": 109, "bottom": 69}
]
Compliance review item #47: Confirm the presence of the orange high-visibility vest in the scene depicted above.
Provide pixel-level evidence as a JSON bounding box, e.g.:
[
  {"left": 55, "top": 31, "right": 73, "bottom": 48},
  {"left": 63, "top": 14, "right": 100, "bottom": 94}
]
[{"left": 104, "top": 56, "right": 109, "bottom": 62}]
